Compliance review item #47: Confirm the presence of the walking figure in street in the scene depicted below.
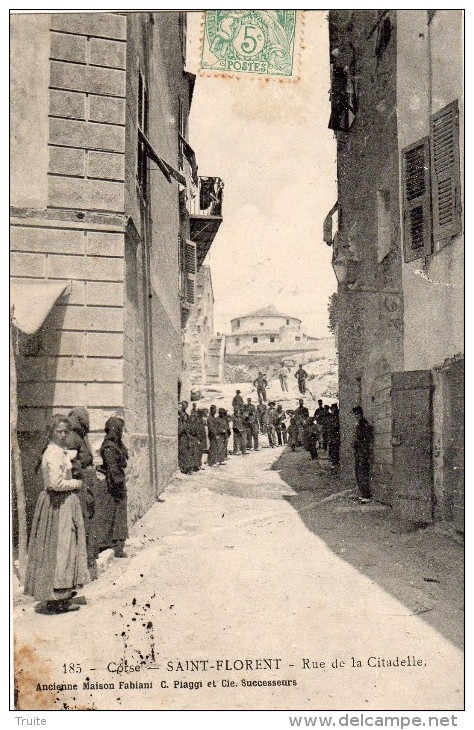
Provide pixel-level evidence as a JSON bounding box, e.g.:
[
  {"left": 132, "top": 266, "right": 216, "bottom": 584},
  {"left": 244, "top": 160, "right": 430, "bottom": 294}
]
[
  {"left": 352, "top": 406, "right": 373, "bottom": 502},
  {"left": 24, "top": 415, "right": 88, "bottom": 614},
  {"left": 278, "top": 362, "right": 289, "bottom": 392},
  {"left": 96, "top": 416, "right": 129, "bottom": 558},
  {"left": 294, "top": 364, "right": 308, "bottom": 395},
  {"left": 253, "top": 372, "right": 268, "bottom": 403}
]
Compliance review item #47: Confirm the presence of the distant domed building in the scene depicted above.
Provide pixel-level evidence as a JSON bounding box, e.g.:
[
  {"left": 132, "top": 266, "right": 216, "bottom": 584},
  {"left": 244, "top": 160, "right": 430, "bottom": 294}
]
[{"left": 225, "top": 304, "right": 313, "bottom": 356}]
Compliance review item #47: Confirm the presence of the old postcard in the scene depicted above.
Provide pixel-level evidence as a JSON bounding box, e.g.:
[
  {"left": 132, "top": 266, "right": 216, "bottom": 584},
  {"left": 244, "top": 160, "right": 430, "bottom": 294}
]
[{"left": 10, "top": 9, "right": 464, "bottom": 714}]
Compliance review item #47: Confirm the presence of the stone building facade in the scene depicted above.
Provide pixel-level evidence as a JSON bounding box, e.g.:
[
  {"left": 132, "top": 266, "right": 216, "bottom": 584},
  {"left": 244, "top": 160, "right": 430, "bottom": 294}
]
[
  {"left": 226, "top": 305, "right": 311, "bottom": 357},
  {"left": 10, "top": 12, "right": 223, "bottom": 534},
  {"left": 326, "top": 10, "right": 463, "bottom": 528}
]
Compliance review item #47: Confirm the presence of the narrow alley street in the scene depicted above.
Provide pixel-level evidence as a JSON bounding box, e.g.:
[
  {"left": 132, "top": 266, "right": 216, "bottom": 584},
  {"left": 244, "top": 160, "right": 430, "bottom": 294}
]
[{"left": 14, "top": 441, "right": 463, "bottom": 711}]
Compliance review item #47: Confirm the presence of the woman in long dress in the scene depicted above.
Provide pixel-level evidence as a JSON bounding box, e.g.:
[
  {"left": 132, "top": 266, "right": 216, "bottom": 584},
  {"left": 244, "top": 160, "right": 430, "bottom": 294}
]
[
  {"left": 24, "top": 415, "right": 89, "bottom": 613},
  {"left": 95, "top": 417, "right": 129, "bottom": 558}
]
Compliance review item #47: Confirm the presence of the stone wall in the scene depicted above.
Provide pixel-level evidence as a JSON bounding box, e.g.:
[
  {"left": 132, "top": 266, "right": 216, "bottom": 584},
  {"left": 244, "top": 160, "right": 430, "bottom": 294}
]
[{"left": 331, "top": 10, "right": 404, "bottom": 499}]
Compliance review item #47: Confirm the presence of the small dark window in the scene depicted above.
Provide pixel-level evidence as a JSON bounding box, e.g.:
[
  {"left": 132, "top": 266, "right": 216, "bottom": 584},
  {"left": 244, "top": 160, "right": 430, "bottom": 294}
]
[
  {"left": 235, "top": 337, "right": 240, "bottom": 346},
  {"left": 295, "top": 336, "right": 301, "bottom": 342},
  {"left": 253, "top": 337, "right": 258, "bottom": 344},
  {"left": 286, "top": 319, "right": 290, "bottom": 325},
  {"left": 270, "top": 336, "right": 275, "bottom": 343},
  {"left": 236, "top": 319, "right": 240, "bottom": 329},
  {"left": 260, "top": 322, "right": 264, "bottom": 327}
]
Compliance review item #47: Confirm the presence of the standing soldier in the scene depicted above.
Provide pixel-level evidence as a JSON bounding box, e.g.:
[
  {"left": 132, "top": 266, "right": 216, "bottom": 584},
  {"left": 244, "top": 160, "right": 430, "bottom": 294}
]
[
  {"left": 216, "top": 408, "right": 230, "bottom": 465},
  {"left": 253, "top": 372, "right": 268, "bottom": 404},
  {"left": 257, "top": 401, "right": 268, "bottom": 435},
  {"left": 274, "top": 404, "right": 288, "bottom": 446},
  {"left": 232, "top": 408, "right": 247, "bottom": 455},
  {"left": 244, "top": 398, "right": 259, "bottom": 451},
  {"left": 352, "top": 406, "right": 373, "bottom": 501},
  {"left": 278, "top": 362, "right": 289, "bottom": 392},
  {"left": 207, "top": 405, "right": 219, "bottom": 466},
  {"left": 294, "top": 364, "right": 308, "bottom": 395},
  {"left": 294, "top": 399, "right": 309, "bottom": 447}
]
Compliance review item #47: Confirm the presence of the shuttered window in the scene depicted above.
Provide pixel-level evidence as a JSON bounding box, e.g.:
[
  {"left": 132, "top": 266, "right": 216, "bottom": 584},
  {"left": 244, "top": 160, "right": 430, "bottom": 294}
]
[
  {"left": 431, "top": 101, "right": 462, "bottom": 242},
  {"left": 401, "top": 137, "right": 432, "bottom": 262},
  {"left": 185, "top": 239, "right": 197, "bottom": 306}
]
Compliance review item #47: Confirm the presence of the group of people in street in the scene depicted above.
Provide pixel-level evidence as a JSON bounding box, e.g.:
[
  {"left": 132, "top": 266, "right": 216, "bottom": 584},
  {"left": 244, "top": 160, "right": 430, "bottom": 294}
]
[
  {"left": 178, "top": 392, "right": 340, "bottom": 472},
  {"left": 24, "top": 409, "right": 129, "bottom": 614},
  {"left": 23, "top": 393, "right": 373, "bottom": 616},
  {"left": 254, "top": 363, "right": 311, "bottom": 399}
]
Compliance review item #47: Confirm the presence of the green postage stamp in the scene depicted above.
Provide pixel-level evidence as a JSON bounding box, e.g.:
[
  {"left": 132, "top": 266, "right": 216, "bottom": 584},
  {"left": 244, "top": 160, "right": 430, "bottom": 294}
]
[{"left": 200, "top": 10, "right": 300, "bottom": 79}]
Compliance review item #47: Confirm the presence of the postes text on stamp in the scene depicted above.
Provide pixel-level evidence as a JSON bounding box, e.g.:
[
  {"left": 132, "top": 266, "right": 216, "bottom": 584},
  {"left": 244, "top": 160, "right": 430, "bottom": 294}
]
[{"left": 201, "top": 10, "right": 298, "bottom": 78}]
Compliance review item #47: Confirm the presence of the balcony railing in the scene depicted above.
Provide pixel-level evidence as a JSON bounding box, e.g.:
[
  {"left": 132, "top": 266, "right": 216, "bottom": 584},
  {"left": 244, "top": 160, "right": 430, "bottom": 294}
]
[
  {"left": 189, "top": 176, "right": 224, "bottom": 267},
  {"left": 189, "top": 176, "right": 224, "bottom": 218}
]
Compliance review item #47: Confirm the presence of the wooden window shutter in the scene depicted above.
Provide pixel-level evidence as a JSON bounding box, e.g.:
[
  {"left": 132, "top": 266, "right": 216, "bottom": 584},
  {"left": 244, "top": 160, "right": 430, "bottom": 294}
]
[
  {"left": 431, "top": 100, "right": 462, "bottom": 242},
  {"left": 401, "top": 137, "right": 432, "bottom": 262},
  {"left": 185, "top": 239, "right": 197, "bottom": 306}
]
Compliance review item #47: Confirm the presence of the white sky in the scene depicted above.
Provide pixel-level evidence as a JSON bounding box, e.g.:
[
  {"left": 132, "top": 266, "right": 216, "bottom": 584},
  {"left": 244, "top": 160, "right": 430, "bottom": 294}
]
[{"left": 186, "top": 10, "right": 337, "bottom": 338}]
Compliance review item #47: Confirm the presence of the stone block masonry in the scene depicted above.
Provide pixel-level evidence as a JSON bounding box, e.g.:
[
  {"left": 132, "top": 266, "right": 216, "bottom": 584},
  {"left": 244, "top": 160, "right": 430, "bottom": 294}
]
[{"left": 48, "top": 14, "right": 126, "bottom": 215}]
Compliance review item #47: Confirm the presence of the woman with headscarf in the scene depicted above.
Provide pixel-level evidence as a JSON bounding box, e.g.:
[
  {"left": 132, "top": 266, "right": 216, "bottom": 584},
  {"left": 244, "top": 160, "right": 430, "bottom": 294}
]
[
  {"left": 95, "top": 417, "right": 129, "bottom": 558},
  {"left": 24, "top": 415, "right": 89, "bottom": 613},
  {"left": 66, "top": 407, "right": 99, "bottom": 579}
]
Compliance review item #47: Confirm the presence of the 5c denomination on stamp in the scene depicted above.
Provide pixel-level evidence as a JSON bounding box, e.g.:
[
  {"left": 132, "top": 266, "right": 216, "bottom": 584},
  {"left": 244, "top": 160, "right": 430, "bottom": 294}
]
[{"left": 200, "top": 10, "right": 301, "bottom": 79}]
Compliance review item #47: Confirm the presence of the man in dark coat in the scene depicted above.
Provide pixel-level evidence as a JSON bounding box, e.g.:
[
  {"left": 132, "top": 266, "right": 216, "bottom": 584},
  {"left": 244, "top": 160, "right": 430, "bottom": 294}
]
[
  {"left": 232, "top": 390, "right": 244, "bottom": 409},
  {"left": 294, "top": 399, "right": 309, "bottom": 447},
  {"left": 207, "top": 405, "right": 219, "bottom": 466},
  {"left": 216, "top": 408, "right": 230, "bottom": 464},
  {"left": 232, "top": 408, "right": 247, "bottom": 455},
  {"left": 320, "top": 404, "right": 331, "bottom": 451},
  {"left": 352, "top": 406, "right": 373, "bottom": 501},
  {"left": 274, "top": 404, "right": 287, "bottom": 446},
  {"left": 314, "top": 399, "right": 325, "bottom": 424},
  {"left": 96, "top": 416, "right": 129, "bottom": 558}
]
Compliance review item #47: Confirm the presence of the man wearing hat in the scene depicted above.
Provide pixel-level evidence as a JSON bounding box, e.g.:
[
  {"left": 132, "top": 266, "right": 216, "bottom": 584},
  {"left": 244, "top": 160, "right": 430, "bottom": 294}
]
[
  {"left": 267, "top": 402, "right": 278, "bottom": 448},
  {"left": 232, "top": 390, "right": 244, "bottom": 409}
]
